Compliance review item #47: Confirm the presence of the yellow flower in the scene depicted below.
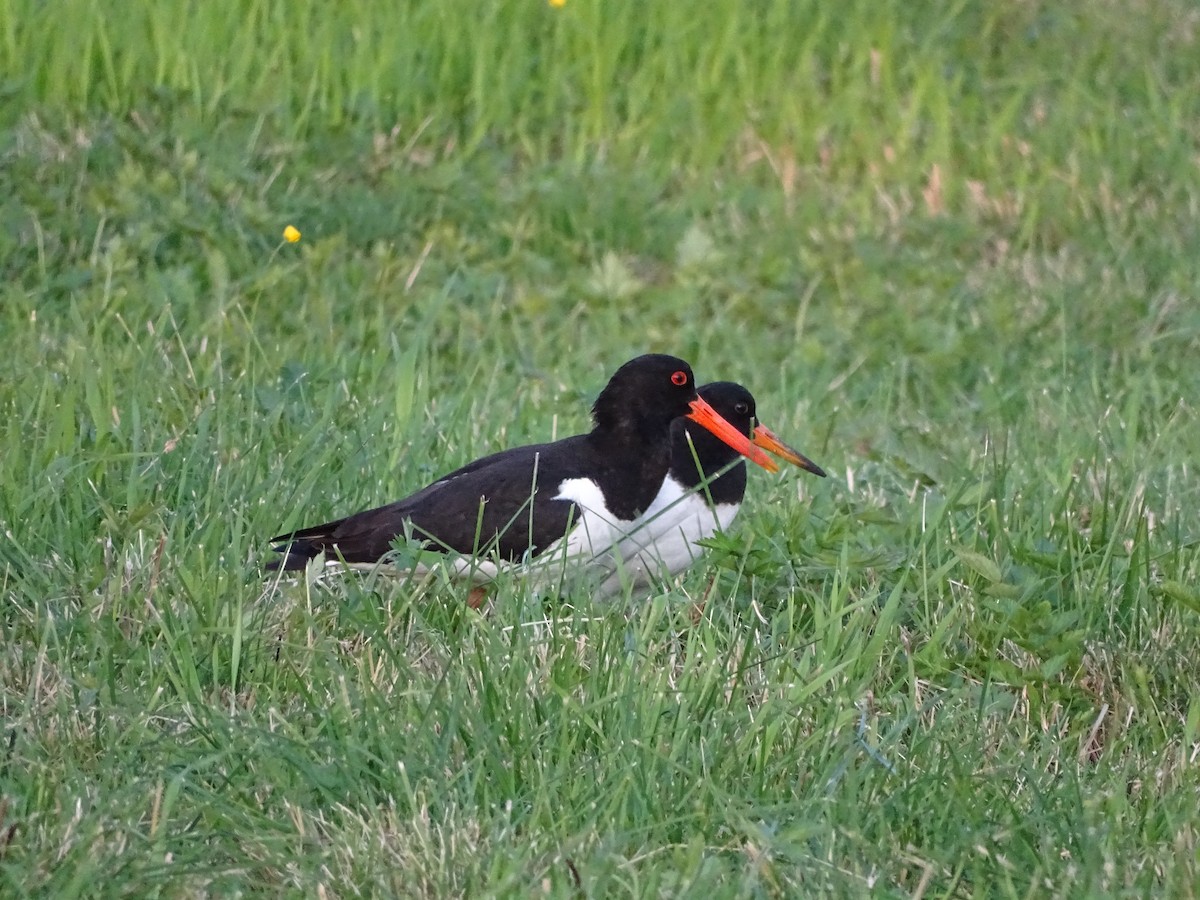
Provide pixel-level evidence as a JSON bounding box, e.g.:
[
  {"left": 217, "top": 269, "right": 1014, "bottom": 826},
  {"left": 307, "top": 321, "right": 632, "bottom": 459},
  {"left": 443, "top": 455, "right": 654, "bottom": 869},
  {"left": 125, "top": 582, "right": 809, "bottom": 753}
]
[
  {"left": 548, "top": 0, "right": 565, "bottom": 6},
  {"left": 283, "top": 225, "right": 301, "bottom": 243}
]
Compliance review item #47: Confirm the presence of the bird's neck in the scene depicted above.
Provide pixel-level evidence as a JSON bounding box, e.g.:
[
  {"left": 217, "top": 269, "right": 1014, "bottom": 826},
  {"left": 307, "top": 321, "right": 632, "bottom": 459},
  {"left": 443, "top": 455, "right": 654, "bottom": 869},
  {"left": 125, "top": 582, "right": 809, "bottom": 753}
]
[{"left": 587, "top": 423, "right": 674, "bottom": 519}]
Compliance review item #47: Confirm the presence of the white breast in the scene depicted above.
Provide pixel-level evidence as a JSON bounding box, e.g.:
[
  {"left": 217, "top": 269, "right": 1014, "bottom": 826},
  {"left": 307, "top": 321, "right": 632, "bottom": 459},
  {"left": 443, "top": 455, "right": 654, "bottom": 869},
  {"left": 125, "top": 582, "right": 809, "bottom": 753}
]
[{"left": 596, "top": 477, "right": 740, "bottom": 597}]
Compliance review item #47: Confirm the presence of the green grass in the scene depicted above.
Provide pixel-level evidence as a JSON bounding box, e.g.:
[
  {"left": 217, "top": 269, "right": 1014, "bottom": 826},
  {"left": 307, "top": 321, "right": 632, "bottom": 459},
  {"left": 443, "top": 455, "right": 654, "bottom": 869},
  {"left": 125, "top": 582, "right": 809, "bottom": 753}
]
[{"left": 2, "top": 0, "right": 1200, "bottom": 895}]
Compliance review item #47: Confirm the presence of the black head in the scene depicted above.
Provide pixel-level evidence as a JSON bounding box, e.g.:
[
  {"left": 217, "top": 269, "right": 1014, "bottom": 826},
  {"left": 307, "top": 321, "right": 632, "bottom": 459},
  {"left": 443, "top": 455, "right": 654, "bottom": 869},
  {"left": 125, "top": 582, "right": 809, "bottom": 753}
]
[
  {"left": 697, "top": 382, "right": 756, "bottom": 437},
  {"left": 591, "top": 354, "right": 699, "bottom": 436},
  {"left": 676, "top": 380, "right": 827, "bottom": 482},
  {"left": 672, "top": 382, "right": 757, "bottom": 487},
  {"left": 591, "top": 357, "right": 775, "bottom": 470}
]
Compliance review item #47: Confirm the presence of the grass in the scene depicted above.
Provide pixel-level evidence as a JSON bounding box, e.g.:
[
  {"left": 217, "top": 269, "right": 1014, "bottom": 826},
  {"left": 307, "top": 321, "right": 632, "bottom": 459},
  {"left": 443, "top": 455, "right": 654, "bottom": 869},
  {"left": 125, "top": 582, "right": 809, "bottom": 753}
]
[{"left": 2, "top": 0, "right": 1199, "bottom": 895}]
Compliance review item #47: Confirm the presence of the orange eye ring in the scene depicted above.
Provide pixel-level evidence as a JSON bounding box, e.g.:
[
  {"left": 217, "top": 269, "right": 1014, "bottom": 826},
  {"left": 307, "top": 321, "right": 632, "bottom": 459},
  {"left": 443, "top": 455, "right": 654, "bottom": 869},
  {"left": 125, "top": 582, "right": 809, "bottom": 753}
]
[{"left": 671, "top": 370, "right": 688, "bottom": 386}]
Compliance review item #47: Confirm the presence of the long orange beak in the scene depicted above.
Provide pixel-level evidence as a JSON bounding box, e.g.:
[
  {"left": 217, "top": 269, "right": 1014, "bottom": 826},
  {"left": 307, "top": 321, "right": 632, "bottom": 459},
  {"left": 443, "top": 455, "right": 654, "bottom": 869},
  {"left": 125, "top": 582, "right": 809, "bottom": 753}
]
[
  {"left": 687, "top": 397, "right": 778, "bottom": 472},
  {"left": 752, "top": 424, "right": 827, "bottom": 477}
]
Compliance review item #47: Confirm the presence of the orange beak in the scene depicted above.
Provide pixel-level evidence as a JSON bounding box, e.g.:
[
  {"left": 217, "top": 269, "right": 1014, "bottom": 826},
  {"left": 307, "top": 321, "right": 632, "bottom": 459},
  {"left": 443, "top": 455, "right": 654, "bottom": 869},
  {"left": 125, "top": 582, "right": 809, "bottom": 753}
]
[
  {"left": 752, "top": 424, "right": 827, "bottom": 477},
  {"left": 687, "top": 397, "right": 778, "bottom": 472}
]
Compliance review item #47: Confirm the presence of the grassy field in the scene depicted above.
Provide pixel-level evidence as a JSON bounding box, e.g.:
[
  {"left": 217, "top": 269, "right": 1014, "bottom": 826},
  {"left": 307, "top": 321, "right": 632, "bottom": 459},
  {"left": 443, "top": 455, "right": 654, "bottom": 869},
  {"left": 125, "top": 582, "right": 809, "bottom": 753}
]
[{"left": 3, "top": 0, "right": 1199, "bottom": 895}]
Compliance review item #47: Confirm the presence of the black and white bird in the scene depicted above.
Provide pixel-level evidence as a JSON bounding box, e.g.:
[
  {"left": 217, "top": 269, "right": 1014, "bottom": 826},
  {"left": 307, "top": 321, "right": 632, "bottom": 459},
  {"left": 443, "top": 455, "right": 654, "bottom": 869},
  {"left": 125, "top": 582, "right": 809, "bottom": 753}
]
[
  {"left": 598, "top": 381, "right": 825, "bottom": 596},
  {"left": 267, "top": 356, "right": 778, "bottom": 589}
]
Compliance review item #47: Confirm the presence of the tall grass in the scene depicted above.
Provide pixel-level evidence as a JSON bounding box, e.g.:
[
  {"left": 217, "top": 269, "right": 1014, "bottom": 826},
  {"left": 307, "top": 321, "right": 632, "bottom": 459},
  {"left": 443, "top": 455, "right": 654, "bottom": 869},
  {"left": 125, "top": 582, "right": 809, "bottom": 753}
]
[{"left": 3, "top": 1, "right": 1197, "bottom": 197}]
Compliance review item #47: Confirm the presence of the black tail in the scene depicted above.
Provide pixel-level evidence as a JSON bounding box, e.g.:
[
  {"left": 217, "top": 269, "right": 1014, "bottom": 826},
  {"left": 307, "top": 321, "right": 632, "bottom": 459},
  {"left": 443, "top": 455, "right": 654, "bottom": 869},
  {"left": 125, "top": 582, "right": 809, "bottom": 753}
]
[
  {"left": 265, "top": 541, "right": 322, "bottom": 572},
  {"left": 266, "top": 516, "right": 347, "bottom": 572}
]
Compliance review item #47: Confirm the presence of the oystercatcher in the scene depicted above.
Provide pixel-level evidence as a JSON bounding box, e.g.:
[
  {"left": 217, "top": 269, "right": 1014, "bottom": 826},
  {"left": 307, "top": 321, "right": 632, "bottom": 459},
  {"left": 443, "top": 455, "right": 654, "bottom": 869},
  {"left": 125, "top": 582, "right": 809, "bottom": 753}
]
[
  {"left": 599, "top": 381, "right": 826, "bottom": 596},
  {"left": 268, "top": 356, "right": 778, "bottom": 586}
]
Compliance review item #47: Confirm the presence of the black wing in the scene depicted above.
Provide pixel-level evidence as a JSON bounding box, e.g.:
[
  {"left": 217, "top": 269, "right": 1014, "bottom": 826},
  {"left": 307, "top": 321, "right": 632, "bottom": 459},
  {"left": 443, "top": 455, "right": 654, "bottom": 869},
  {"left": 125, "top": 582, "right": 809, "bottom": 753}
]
[{"left": 269, "top": 438, "right": 588, "bottom": 571}]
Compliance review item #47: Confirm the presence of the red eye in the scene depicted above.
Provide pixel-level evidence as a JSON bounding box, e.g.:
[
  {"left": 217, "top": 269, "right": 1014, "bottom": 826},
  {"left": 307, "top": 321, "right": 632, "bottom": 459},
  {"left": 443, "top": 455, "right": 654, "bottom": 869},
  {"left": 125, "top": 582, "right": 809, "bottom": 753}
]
[{"left": 671, "top": 370, "right": 688, "bottom": 386}]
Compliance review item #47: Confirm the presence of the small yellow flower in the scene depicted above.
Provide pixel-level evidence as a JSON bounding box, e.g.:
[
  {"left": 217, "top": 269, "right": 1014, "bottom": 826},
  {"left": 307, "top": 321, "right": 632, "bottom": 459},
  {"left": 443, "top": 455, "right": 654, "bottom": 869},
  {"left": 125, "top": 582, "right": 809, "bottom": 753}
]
[
  {"left": 548, "top": 0, "right": 565, "bottom": 6},
  {"left": 283, "top": 225, "right": 301, "bottom": 243}
]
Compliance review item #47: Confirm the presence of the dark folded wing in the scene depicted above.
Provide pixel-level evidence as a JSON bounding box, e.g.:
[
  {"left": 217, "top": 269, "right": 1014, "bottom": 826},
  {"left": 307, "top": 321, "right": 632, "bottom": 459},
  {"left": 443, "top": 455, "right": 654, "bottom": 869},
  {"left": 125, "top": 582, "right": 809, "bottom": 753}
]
[{"left": 269, "top": 438, "right": 588, "bottom": 570}]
